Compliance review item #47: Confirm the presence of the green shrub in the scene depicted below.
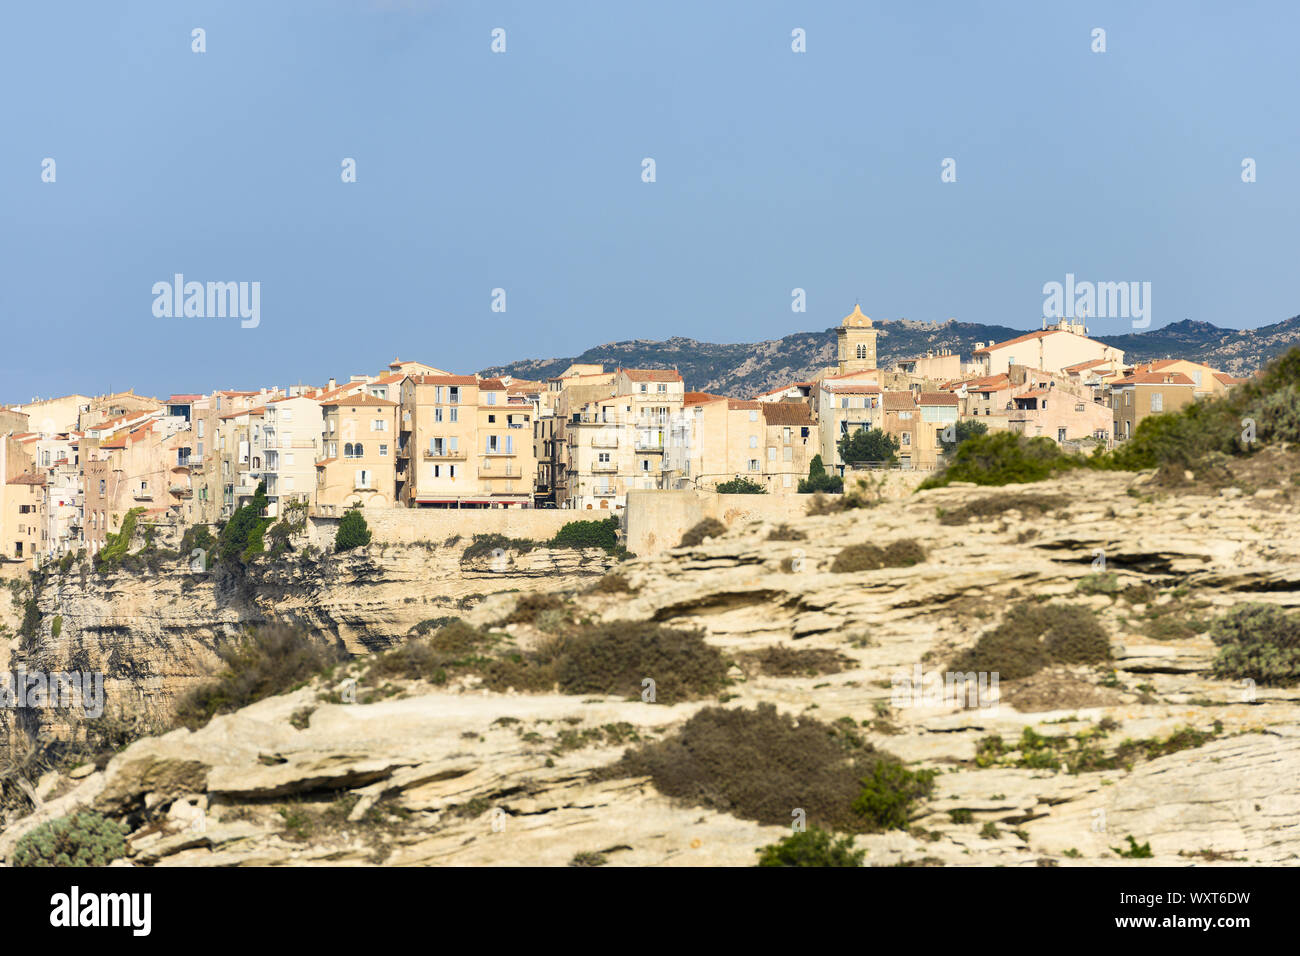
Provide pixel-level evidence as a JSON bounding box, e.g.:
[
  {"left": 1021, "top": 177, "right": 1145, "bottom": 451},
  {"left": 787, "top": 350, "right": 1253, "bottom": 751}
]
[
  {"left": 50, "top": 615, "right": 62, "bottom": 639},
  {"left": 741, "top": 645, "right": 850, "bottom": 677},
  {"left": 174, "top": 625, "right": 345, "bottom": 729},
  {"left": 97, "top": 507, "right": 146, "bottom": 566},
  {"left": 679, "top": 518, "right": 727, "bottom": 547},
  {"left": 601, "top": 703, "right": 919, "bottom": 833},
  {"left": 1076, "top": 572, "right": 1122, "bottom": 596},
  {"left": 798, "top": 454, "right": 843, "bottom": 494},
  {"left": 335, "top": 507, "right": 372, "bottom": 553},
  {"left": 1111, "top": 835, "right": 1153, "bottom": 859},
  {"left": 756, "top": 827, "right": 865, "bottom": 867},
  {"left": 939, "top": 419, "right": 988, "bottom": 457},
  {"left": 551, "top": 517, "right": 620, "bottom": 551},
  {"left": 1209, "top": 603, "right": 1300, "bottom": 686},
  {"left": 13, "top": 812, "right": 127, "bottom": 867},
  {"left": 217, "top": 483, "right": 268, "bottom": 565},
  {"left": 838, "top": 427, "right": 900, "bottom": 466},
  {"left": 180, "top": 524, "right": 215, "bottom": 556},
  {"left": 715, "top": 477, "right": 767, "bottom": 494},
  {"left": 920, "top": 432, "right": 1083, "bottom": 489},
  {"left": 852, "top": 760, "right": 937, "bottom": 830},
  {"left": 461, "top": 533, "right": 539, "bottom": 561},
  {"left": 952, "top": 602, "right": 1110, "bottom": 680}
]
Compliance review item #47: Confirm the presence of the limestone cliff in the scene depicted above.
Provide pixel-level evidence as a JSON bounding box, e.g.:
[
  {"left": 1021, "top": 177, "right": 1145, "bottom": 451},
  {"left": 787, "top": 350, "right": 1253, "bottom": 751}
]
[{"left": 3, "top": 458, "right": 1300, "bottom": 867}]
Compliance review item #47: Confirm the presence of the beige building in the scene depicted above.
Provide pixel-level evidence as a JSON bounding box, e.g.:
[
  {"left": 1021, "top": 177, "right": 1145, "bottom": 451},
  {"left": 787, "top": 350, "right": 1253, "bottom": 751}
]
[
  {"left": 1111, "top": 371, "right": 1196, "bottom": 441},
  {"left": 817, "top": 373, "right": 883, "bottom": 474},
  {"left": 315, "top": 394, "right": 399, "bottom": 514},
  {"left": 399, "top": 374, "right": 536, "bottom": 508},
  {"left": 833, "top": 305, "right": 879, "bottom": 375},
  {"left": 972, "top": 319, "right": 1125, "bottom": 377},
  {"left": 260, "top": 395, "right": 322, "bottom": 517},
  {"left": 1, "top": 437, "right": 47, "bottom": 566}
]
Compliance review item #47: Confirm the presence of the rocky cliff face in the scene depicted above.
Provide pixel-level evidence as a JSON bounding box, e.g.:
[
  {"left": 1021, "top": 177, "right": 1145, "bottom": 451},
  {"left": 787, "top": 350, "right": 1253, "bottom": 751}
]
[
  {"left": 3, "top": 458, "right": 1299, "bottom": 867},
  {"left": 0, "top": 543, "right": 615, "bottom": 764}
]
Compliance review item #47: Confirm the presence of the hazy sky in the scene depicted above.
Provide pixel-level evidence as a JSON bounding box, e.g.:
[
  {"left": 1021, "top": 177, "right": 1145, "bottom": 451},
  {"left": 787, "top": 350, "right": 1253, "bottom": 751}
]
[{"left": 3, "top": 1, "right": 1297, "bottom": 401}]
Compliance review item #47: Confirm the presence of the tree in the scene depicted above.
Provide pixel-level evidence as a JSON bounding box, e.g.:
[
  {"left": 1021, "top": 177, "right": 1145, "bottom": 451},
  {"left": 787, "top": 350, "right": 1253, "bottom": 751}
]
[
  {"left": 715, "top": 477, "right": 766, "bottom": 494},
  {"left": 939, "top": 419, "right": 988, "bottom": 456},
  {"left": 217, "top": 482, "right": 269, "bottom": 564},
  {"left": 335, "top": 506, "right": 372, "bottom": 552},
  {"left": 797, "top": 454, "right": 843, "bottom": 494},
  {"left": 837, "top": 427, "right": 900, "bottom": 466}
]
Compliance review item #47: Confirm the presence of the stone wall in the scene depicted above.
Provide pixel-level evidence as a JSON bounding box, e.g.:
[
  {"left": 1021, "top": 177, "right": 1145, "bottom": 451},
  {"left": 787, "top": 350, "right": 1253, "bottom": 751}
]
[
  {"left": 625, "top": 490, "right": 810, "bottom": 556},
  {"left": 307, "top": 507, "right": 578, "bottom": 548}
]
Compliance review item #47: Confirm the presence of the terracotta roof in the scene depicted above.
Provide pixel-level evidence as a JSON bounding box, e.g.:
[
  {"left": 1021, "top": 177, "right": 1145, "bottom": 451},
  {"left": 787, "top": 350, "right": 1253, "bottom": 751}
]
[
  {"left": 761, "top": 402, "right": 813, "bottom": 426},
  {"left": 167, "top": 394, "right": 203, "bottom": 403},
  {"left": 726, "top": 399, "right": 762, "bottom": 412},
  {"left": 619, "top": 368, "right": 683, "bottom": 383},
  {"left": 314, "top": 458, "right": 337, "bottom": 467},
  {"left": 478, "top": 378, "right": 507, "bottom": 391},
  {"left": 1019, "top": 389, "right": 1052, "bottom": 399},
  {"left": 321, "top": 394, "right": 396, "bottom": 408},
  {"left": 830, "top": 386, "right": 883, "bottom": 395},
  {"left": 972, "top": 329, "right": 1056, "bottom": 354},
  {"left": 410, "top": 374, "right": 477, "bottom": 387},
  {"left": 1213, "top": 372, "right": 1247, "bottom": 386},
  {"left": 684, "top": 391, "right": 728, "bottom": 406},
  {"left": 883, "top": 392, "right": 916, "bottom": 410},
  {"left": 1111, "top": 372, "right": 1196, "bottom": 387},
  {"left": 919, "top": 392, "right": 959, "bottom": 406},
  {"left": 9, "top": 473, "right": 46, "bottom": 486},
  {"left": 1062, "top": 358, "right": 1112, "bottom": 374}
]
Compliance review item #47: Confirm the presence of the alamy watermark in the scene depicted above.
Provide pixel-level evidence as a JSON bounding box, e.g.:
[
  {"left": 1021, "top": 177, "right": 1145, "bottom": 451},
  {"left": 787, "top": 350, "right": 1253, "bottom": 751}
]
[
  {"left": 892, "top": 664, "right": 999, "bottom": 712},
  {"left": 152, "top": 274, "right": 260, "bottom": 328},
  {"left": 1042, "top": 272, "right": 1151, "bottom": 329},
  {"left": 0, "top": 669, "right": 104, "bottom": 718}
]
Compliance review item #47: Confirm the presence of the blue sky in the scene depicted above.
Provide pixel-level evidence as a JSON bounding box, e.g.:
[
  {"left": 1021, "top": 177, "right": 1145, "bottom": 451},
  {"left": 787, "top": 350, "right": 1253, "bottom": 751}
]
[{"left": 3, "top": 0, "right": 1297, "bottom": 401}]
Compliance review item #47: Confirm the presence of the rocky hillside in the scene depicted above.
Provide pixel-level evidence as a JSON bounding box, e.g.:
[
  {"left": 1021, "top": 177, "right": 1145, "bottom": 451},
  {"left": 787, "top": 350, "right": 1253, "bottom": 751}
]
[
  {"left": 4, "top": 452, "right": 1298, "bottom": 867},
  {"left": 483, "top": 315, "right": 1300, "bottom": 395},
  {"left": 0, "top": 542, "right": 615, "bottom": 766}
]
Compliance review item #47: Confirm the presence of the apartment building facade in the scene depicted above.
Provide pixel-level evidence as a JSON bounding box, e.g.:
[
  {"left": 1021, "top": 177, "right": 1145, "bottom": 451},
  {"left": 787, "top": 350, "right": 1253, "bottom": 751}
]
[{"left": 315, "top": 394, "right": 399, "bottom": 514}]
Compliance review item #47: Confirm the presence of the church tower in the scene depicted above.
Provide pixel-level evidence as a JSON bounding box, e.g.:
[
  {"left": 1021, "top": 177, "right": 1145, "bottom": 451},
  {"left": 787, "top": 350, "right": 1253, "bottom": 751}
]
[{"left": 836, "top": 304, "right": 878, "bottom": 374}]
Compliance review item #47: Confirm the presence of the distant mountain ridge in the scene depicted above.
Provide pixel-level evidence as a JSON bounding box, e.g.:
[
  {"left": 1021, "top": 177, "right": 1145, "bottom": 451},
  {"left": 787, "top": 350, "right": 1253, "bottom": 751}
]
[{"left": 482, "top": 314, "right": 1300, "bottom": 397}]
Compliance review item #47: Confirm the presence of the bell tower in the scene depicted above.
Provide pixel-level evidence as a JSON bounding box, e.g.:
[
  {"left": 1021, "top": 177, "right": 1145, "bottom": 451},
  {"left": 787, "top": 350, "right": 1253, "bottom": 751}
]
[{"left": 836, "top": 304, "right": 877, "bottom": 374}]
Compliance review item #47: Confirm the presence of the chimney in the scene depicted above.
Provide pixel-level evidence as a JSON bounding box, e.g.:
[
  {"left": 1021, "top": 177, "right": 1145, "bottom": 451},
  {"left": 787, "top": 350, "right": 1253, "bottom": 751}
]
[{"left": 328, "top": 378, "right": 336, "bottom": 390}]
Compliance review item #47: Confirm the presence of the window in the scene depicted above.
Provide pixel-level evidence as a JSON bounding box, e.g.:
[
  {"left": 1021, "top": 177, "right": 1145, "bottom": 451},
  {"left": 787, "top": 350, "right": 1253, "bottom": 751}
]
[
  {"left": 435, "top": 408, "right": 443, "bottom": 423},
  {"left": 449, "top": 387, "right": 460, "bottom": 404},
  {"left": 598, "top": 452, "right": 611, "bottom": 463},
  {"left": 783, "top": 427, "right": 791, "bottom": 444},
  {"left": 449, "top": 436, "right": 458, "bottom": 453},
  {"left": 749, "top": 436, "right": 758, "bottom": 449},
  {"left": 641, "top": 460, "right": 650, "bottom": 472},
  {"left": 448, "top": 464, "right": 457, "bottom": 479},
  {"left": 355, "top": 470, "right": 371, "bottom": 489},
  {"left": 449, "top": 407, "right": 458, "bottom": 423},
  {"left": 379, "top": 444, "right": 388, "bottom": 457},
  {"left": 748, "top": 459, "right": 759, "bottom": 472},
  {"left": 901, "top": 433, "right": 911, "bottom": 446},
  {"left": 488, "top": 415, "right": 496, "bottom": 423},
  {"left": 1150, "top": 393, "right": 1163, "bottom": 412},
  {"left": 899, "top": 411, "right": 912, "bottom": 420},
  {"left": 486, "top": 435, "right": 500, "bottom": 454},
  {"left": 767, "top": 447, "right": 776, "bottom": 461},
  {"left": 328, "top": 419, "right": 336, "bottom": 433},
  {"left": 639, "top": 384, "right": 648, "bottom": 393},
  {"left": 432, "top": 464, "right": 440, "bottom": 478},
  {"left": 371, "top": 419, "right": 388, "bottom": 432},
  {"left": 485, "top": 392, "right": 497, "bottom": 406},
  {"left": 783, "top": 447, "right": 793, "bottom": 461},
  {"left": 749, "top": 410, "right": 758, "bottom": 422},
  {"left": 345, "top": 443, "right": 355, "bottom": 458},
  {"left": 657, "top": 383, "right": 667, "bottom": 393}
]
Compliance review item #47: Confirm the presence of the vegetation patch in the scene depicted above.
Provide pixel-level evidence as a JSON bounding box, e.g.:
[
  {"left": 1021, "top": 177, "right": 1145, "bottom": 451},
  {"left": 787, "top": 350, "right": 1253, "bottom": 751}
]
[
  {"left": 951, "top": 601, "right": 1110, "bottom": 681},
  {"left": 738, "top": 645, "right": 851, "bottom": 678},
  {"left": 174, "top": 625, "right": 346, "bottom": 729},
  {"left": 715, "top": 477, "right": 766, "bottom": 494},
  {"left": 975, "top": 721, "right": 1220, "bottom": 774},
  {"left": 765, "top": 523, "right": 807, "bottom": 542},
  {"left": 590, "top": 571, "right": 636, "bottom": 594},
  {"left": 13, "top": 811, "right": 127, "bottom": 867},
  {"left": 598, "top": 703, "right": 933, "bottom": 833},
  {"left": 335, "top": 506, "right": 372, "bottom": 552},
  {"left": 798, "top": 454, "right": 843, "bottom": 494},
  {"left": 756, "top": 827, "right": 865, "bottom": 867},
  {"left": 937, "top": 491, "right": 1066, "bottom": 525},
  {"left": 920, "top": 433, "right": 1084, "bottom": 489},
  {"left": 1209, "top": 603, "right": 1300, "bottom": 686},
  {"left": 679, "top": 518, "right": 727, "bottom": 547},
  {"left": 461, "top": 533, "right": 540, "bottom": 562},
  {"left": 830, "top": 539, "right": 926, "bottom": 573}
]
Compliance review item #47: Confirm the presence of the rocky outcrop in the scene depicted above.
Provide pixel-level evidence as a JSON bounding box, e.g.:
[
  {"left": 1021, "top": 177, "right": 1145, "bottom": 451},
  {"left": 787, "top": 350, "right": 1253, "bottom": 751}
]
[
  {"left": 4, "top": 461, "right": 1300, "bottom": 866},
  {"left": 0, "top": 544, "right": 614, "bottom": 762}
]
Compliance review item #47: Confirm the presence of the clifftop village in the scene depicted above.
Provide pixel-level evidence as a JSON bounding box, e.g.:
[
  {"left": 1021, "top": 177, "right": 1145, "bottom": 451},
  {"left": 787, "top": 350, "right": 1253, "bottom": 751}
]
[{"left": 0, "top": 306, "right": 1249, "bottom": 569}]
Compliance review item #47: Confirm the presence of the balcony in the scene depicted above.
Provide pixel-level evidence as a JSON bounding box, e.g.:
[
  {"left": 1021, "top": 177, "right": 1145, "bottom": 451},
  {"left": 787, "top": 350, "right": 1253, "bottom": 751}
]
[
  {"left": 423, "top": 448, "right": 467, "bottom": 460},
  {"left": 593, "top": 486, "right": 618, "bottom": 497},
  {"left": 591, "top": 462, "right": 618, "bottom": 472},
  {"left": 591, "top": 435, "right": 619, "bottom": 448},
  {"left": 634, "top": 441, "right": 665, "bottom": 453},
  {"left": 132, "top": 490, "right": 153, "bottom": 501},
  {"left": 169, "top": 485, "right": 192, "bottom": 498}
]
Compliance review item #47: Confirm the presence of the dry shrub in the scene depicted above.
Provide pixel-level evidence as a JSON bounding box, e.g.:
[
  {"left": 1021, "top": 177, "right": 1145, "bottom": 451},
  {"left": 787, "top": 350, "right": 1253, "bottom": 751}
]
[
  {"left": 830, "top": 539, "right": 926, "bottom": 573},
  {"left": 741, "top": 645, "right": 851, "bottom": 677},
  {"left": 500, "top": 592, "right": 565, "bottom": 625},
  {"left": 551, "top": 622, "right": 728, "bottom": 703},
  {"left": 679, "top": 518, "right": 727, "bottom": 548},
  {"left": 937, "top": 492, "right": 1066, "bottom": 526},
  {"left": 951, "top": 602, "right": 1111, "bottom": 680},
  {"left": 600, "top": 704, "right": 923, "bottom": 832},
  {"left": 174, "top": 625, "right": 345, "bottom": 730},
  {"left": 590, "top": 571, "right": 635, "bottom": 594},
  {"left": 766, "top": 523, "right": 807, "bottom": 542}
]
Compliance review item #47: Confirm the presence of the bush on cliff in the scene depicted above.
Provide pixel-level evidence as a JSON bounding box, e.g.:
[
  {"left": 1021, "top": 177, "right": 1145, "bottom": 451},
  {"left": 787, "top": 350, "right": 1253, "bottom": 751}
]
[
  {"left": 217, "top": 482, "right": 270, "bottom": 565},
  {"left": 598, "top": 704, "right": 934, "bottom": 833},
  {"left": 715, "top": 477, "right": 767, "bottom": 494},
  {"left": 798, "top": 454, "right": 843, "bottom": 494},
  {"left": 920, "top": 432, "right": 1084, "bottom": 489},
  {"left": 335, "top": 507, "right": 372, "bottom": 553},
  {"left": 1209, "top": 603, "right": 1300, "bottom": 686},
  {"left": 951, "top": 601, "right": 1111, "bottom": 680},
  {"left": 756, "top": 827, "right": 865, "bottom": 867},
  {"left": 174, "top": 625, "right": 346, "bottom": 729},
  {"left": 13, "top": 811, "right": 127, "bottom": 867},
  {"left": 679, "top": 518, "right": 727, "bottom": 547},
  {"left": 550, "top": 517, "right": 620, "bottom": 551}
]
